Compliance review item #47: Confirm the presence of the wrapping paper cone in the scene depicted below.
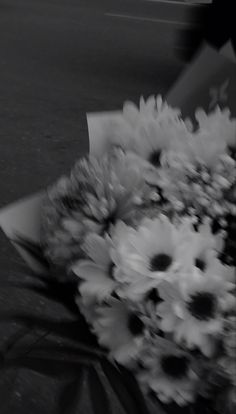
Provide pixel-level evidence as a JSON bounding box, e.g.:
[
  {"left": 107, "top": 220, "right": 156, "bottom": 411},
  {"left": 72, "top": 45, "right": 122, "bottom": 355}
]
[
  {"left": 87, "top": 111, "right": 123, "bottom": 157},
  {"left": 220, "top": 41, "right": 236, "bottom": 62},
  {"left": 167, "top": 43, "right": 236, "bottom": 119},
  {"left": 0, "top": 192, "right": 47, "bottom": 273}
]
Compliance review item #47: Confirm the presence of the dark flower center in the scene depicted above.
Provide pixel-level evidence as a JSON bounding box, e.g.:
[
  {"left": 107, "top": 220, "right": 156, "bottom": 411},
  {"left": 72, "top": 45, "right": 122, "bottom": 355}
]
[
  {"left": 195, "top": 257, "right": 206, "bottom": 272},
  {"left": 128, "top": 313, "right": 144, "bottom": 336},
  {"left": 150, "top": 254, "right": 172, "bottom": 272},
  {"left": 161, "top": 355, "right": 189, "bottom": 379},
  {"left": 187, "top": 292, "right": 217, "bottom": 321},
  {"left": 108, "top": 262, "right": 115, "bottom": 279},
  {"left": 228, "top": 145, "right": 236, "bottom": 160},
  {"left": 103, "top": 211, "right": 117, "bottom": 234},
  {"left": 146, "top": 288, "right": 162, "bottom": 304},
  {"left": 219, "top": 239, "right": 236, "bottom": 267},
  {"left": 149, "top": 150, "right": 162, "bottom": 167},
  {"left": 217, "top": 213, "right": 236, "bottom": 267},
  {"left": 60, "top": 195, "right": 82, "bottom": 211}
]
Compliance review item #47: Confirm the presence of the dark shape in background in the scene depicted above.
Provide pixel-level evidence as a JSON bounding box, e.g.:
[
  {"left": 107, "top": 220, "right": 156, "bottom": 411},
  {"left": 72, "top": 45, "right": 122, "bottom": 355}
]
[{"left": 179, "top": 0, "right": 236, "bottom": 61}]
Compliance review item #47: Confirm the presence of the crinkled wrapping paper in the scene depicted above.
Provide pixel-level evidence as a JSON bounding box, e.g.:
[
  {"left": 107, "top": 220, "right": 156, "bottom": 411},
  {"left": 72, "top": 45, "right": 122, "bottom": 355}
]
[
  {"left": 0, "top": 43, "right": 235, "bottom": 414},
  {"left": 167, "top": 43, "right": 236, "bottom": 119}
]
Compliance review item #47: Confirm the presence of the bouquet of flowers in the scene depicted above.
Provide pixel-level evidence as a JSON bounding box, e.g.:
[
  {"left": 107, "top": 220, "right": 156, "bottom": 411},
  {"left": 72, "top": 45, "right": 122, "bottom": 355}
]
[{"left": 39, "top": 96, "right": 236, "bottom": 412}]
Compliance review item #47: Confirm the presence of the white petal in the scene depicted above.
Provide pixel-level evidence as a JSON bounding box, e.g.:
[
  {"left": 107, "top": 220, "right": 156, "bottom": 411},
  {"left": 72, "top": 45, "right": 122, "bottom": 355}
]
[
  {"left": 123, "top": 101, "right": 139, "bottom": 127},
  {"left": 161, "top": 315, "right": 177, "bottom": 332},
  {"left": 72, "top": 261, "right": 107, "bottom": 281},
  {"left": 84, "top": 233, "right": 110, "bottom": 266},
  {"left": 79, "top": 277, "right": 115, "bottom": 301}
]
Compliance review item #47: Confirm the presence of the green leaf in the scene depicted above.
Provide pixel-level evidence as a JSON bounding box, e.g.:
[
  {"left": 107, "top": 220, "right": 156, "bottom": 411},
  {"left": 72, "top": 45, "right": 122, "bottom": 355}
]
[
  {"left": 88, "top": 365, "right": 113, "bottom": 414},
  {"left": 101, "top": 359, "right": 150, "bottom": 414}
]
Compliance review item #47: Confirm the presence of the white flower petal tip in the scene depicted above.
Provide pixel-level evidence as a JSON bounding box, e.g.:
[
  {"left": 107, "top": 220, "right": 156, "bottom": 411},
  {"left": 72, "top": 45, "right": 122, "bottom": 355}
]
[{"left": 93, "top": 299, "right": 145, "bottom": 365}]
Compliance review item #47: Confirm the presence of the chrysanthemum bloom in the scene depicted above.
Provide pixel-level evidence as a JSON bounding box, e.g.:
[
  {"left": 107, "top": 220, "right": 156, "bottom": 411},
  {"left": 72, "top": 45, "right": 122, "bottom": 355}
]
[
  {"left": 40, "top": 176, "right": 87, "bottom": 267},
  {"left": 41, "top": 149, "right": 148, "bottom": 267},
  {"left": 157, "top": 271, "right": 235, "bottom": 356},
  {"left": 139, "top": 337, "right": 198, "bottom": 405},
  {"left": 70, "top": 150, "right": 148, "bottom": 234},
  {"left": 112, "top": 215, "right": 191, "bottom": 300},
  {"left": 93, "top": 298, "right": 145, "bottom": 365},
  {"left": 72, "top": 233, "right": 117, "bottom": 301}
]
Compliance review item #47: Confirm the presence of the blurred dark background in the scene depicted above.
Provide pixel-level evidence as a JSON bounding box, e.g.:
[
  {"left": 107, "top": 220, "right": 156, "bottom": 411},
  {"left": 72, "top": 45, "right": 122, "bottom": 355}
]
[{"left": 181, "top": 0, "right": 236, "bottom": 59}]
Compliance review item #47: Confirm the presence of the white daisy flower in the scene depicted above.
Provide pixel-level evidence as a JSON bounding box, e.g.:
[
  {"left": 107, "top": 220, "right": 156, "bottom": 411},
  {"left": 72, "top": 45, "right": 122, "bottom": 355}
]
[
  {"left": 71, "top": 233, "right": 117, "bottom": 301},
  {"left": 157, "top": 271, "right": 235, "bottom": 356},
  {"left": 195, "top": 107, "right": 236, "bottom": 148},
  {"left": 112, "top": 215, "right": 191, "bottom": 301},
  {"left": 190, "top": 107, "right": 236, "bottom": 167},
  {"left": 139, "top": 337, "right": 198, "bottom": 405},
  {"left": 93, "top": 298, "right": 145, "bottom": 365},
  {"left": 105, "top": 96, "right": 193, "bottom": 185}
]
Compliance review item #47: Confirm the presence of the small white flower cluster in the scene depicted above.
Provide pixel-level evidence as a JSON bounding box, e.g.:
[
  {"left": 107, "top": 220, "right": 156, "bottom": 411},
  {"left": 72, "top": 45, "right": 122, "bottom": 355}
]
[
  {"left": 41, "top": 97, "right": 236, "bottom": 409},
  {"left": 160, "top": 152, "right": 236, "bottom": 219}
]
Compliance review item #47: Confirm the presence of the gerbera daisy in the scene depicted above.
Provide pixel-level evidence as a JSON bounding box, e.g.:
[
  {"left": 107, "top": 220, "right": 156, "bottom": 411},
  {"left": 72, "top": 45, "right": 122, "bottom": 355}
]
[
  {"left": 139, "top": 337, "right": 199, "bottom": 405},
  {"left": 157, "top": 271, "right": 235, "bottom": 356},
  {"left": 112, "top": 215, "right": 191, "bottom": 300},
  {"left": 71, "top": 233, "right": 117, "bottom": 301},
  {"left": 93, "top": 298, "right": 145, "bottom": 365}
]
